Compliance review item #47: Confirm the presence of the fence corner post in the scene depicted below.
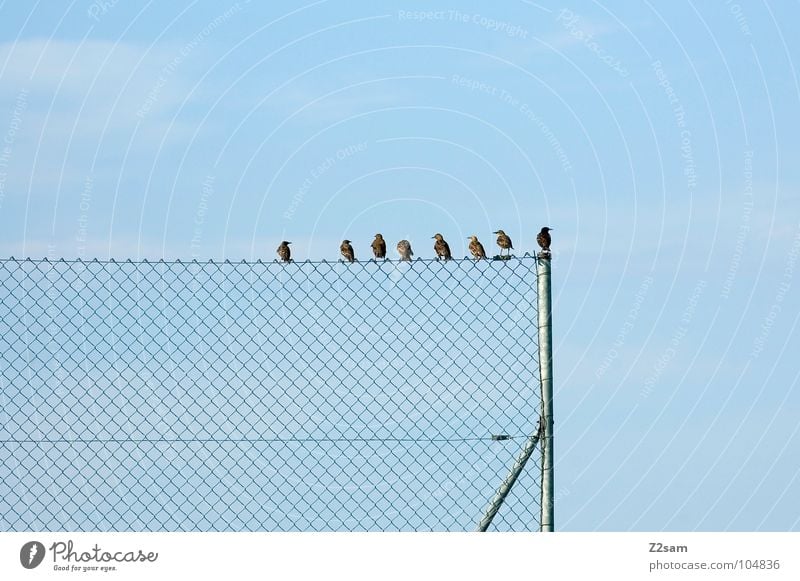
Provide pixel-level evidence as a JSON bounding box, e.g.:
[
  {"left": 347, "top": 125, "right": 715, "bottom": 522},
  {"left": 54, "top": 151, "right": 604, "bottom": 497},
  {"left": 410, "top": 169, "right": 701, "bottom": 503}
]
[{"left": 537, "top": 252, "right": 554, "bottom": 532}]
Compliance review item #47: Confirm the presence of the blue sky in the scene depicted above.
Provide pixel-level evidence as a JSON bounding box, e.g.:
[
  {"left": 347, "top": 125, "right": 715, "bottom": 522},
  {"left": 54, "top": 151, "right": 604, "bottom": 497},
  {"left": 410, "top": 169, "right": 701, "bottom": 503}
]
[{"left": 0, "top": 1, "right": 799, "bottom": 531}]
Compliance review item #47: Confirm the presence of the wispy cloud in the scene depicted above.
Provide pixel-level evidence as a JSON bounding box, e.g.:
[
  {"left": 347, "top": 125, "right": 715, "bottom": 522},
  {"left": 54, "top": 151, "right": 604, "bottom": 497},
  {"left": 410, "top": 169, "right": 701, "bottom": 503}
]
[
  {"left": 544, "top": 11, "right": 622, "bottom": 50},
  {"left": 259, "top": 75, "right": 444, "bottom": 126},
  {"left": 0, "top": 38, "right": 205, "bottom": 131}
]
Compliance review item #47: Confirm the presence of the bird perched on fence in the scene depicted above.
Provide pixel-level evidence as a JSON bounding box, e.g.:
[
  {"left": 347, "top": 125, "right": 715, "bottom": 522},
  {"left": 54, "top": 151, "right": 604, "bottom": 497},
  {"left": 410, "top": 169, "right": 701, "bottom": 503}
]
[
  {"left": 493, "top": 230, "right": 513, "bottom": 256},
  {"left": 432, "top": 233, "right": 452, "bottom": 261},
  {"left": 537, "top": 227, "right": 553, "bottom": 254},
  {"left": 371, "top": 233, "right": 387, "bottom": 260},
  {"left": 277, "top": 241, "right": 291, "bottom": 262},
  {"left": 396, "top": 239, "right": 413, "bottom": 261},
  {"left": 340, "top": 240, "right": 355, "bottom": 262},
  {"left": 468, "top": 235, "right": 486, "bottom": 260}
]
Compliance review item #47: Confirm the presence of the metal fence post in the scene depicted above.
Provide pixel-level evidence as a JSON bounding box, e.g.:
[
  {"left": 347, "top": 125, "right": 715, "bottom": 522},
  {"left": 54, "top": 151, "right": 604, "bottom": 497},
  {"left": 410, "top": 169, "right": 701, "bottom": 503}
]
[{"left": 537, "top": 252, "right": 554, "bottom": 532}]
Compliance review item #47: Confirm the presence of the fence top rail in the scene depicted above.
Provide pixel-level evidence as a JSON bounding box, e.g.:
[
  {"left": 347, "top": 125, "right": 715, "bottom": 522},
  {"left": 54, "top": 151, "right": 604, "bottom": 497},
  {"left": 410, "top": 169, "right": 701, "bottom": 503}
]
[{"left": 0, "top": 254, "right": 542, "bottom": 266}]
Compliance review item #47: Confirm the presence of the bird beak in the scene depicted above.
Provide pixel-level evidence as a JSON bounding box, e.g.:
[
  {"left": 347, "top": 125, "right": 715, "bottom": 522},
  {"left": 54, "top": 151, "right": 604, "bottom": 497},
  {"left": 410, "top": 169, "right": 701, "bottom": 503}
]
[{"left": 492, "top": 231, "right": 499, "bottom": 234}]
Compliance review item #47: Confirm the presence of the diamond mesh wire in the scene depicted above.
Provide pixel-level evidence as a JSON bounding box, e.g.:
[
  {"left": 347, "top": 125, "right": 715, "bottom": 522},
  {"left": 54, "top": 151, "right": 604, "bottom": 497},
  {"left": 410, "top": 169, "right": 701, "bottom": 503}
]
[{"left": 0, "top": 256, "right": 542, "bottom": 531}]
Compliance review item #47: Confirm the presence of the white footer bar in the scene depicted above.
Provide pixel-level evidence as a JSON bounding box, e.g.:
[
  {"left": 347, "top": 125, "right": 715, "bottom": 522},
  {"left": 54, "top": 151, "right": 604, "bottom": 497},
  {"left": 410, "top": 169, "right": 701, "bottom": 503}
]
[{"left": 2, "top": 532, "right": 797, "bottom": 580}]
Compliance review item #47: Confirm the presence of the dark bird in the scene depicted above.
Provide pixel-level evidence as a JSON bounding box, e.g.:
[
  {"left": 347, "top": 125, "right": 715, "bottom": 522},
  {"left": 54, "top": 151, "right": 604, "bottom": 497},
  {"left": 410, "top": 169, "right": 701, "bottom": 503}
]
[
  {"left": 493, "top": 230, "right": 513, "bottom": 257},
  {"left": 432, "top": 233, "right": 452, "bottom": 261},
  {"left": 371, "top": 233, "right": 387, "bottom": 260},
  {"left": 340, "top": 239, "right": 355, "bottom": 262},
  {"left": 468, "top": 235, "right": 486, "bottom": 260},
  {"left": 276, "top": 241, "right": 291, "bottom": 262},
  {"left": 537, "top": 227, "right": 553, "bottom": 253},
  {"left": 396, "top": 239, "right": 413, "bottom": 261}
]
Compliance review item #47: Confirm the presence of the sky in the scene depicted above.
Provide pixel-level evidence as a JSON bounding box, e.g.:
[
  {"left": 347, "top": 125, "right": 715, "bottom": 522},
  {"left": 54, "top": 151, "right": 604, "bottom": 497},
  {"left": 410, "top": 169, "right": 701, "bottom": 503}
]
[{"left": 0, "top": 1, "right": 799, "bottom": 531}]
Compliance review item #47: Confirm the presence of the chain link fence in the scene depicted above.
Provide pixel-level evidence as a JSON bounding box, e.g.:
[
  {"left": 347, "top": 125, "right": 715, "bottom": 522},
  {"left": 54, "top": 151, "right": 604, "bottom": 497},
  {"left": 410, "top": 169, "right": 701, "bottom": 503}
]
[{"left": 0, "top": 255, "right": 542, "bottom": 531}]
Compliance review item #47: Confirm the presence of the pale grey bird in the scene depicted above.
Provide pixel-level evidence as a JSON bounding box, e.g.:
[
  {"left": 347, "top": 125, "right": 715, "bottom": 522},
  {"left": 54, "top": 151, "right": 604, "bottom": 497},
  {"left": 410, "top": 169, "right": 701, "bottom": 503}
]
[
  {"left": 468, "top": 235, "right": 486, "bottom": 260},
  {"left": 432, "top": 233, "right": 452, "bottom": 261},
  {"left": 493, "top": 230, "right": 513, "bottom": 257},
  {"left": 340, "top": 239, "right": 355, "bottom": 262},
  {"left": 396, "top": 239, "right": 413, "bottom": 261},
  {"left": 277, "top": 241, "right": 291, "bottom": 262}
]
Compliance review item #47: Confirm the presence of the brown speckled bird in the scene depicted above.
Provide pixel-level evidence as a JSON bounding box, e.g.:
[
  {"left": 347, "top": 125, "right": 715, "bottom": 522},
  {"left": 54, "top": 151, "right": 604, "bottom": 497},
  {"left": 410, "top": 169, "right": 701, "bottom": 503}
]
[
  {"left": 396, "top": 239, "right": 413, "bottom": 261},
  {"left": 537, "top": 227, "right": 553, "bottom": 253},
  {"left": 432, "top": 233, "right": 452, "bottom": 261},
  {"left": 340, "top": 239, "right": 355, "bottom": 262},
  {"left": 276, "top": 241, "right": 291, "bottom": 262},
  {"left": 371, "top": 234, "right": 387, "bottom": 260},
  {"left": 468, "top": 235, "right": 486, "bottom": 260},
  {"left": 493, "top": 230, "right": 513, "bottom": 256}
]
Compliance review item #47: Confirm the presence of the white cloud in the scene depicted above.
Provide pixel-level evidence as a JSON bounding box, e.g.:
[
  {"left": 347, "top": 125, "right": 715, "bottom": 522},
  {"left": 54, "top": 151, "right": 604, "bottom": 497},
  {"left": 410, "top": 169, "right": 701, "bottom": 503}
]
[
  {"left": 0, "top": 38, "right": 212, "bottom": 216},
  {"left": 0, "top": 38, "right": 204, "bottom": 132}
]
